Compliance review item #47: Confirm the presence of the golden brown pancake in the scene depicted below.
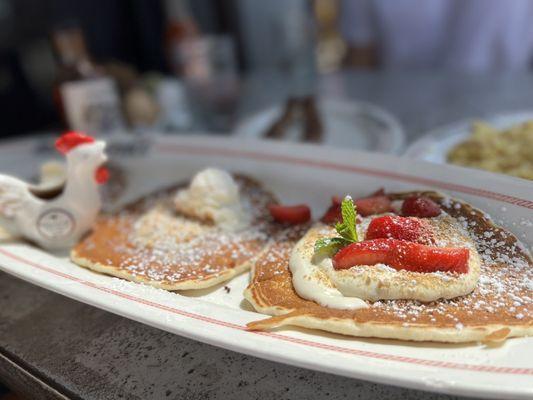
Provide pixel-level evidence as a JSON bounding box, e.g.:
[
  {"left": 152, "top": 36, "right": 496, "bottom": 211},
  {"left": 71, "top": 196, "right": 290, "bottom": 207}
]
[
  {"left": 245, "top": 191, "right": 532, "bottom": 343},
  {"left": 72, "top": 175, "right": 277, "bottom": 290}
]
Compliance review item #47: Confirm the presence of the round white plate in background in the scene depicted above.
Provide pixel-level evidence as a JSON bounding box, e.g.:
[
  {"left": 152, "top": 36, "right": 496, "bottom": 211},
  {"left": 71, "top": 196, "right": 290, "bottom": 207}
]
[
  {"left": 234, "top": 99, "right": 405, "bottom": 154},
  {"left": 404, "top": 110, "right": 533, "bottom": 163}
]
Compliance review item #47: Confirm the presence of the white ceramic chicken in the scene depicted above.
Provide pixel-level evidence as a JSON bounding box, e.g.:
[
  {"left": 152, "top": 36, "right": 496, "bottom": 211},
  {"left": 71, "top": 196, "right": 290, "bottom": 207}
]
[{"left": 0, "top": 132, "right": 108, "bottom": 250}]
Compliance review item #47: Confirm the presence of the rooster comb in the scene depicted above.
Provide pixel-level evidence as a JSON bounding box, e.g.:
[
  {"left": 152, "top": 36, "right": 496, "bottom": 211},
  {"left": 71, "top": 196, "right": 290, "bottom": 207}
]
[{"left": 55, "top": 131, "right": 95, "bottom": 154}]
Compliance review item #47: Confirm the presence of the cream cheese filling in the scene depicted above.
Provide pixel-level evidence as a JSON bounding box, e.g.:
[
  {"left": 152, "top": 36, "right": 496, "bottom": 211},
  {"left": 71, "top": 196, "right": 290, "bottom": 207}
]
[
  {"left": 289, "top": 243, "right": 368, "bottom": 310},
  {"left": 289, "top": 225, "right": 368, "bottom": 310}
]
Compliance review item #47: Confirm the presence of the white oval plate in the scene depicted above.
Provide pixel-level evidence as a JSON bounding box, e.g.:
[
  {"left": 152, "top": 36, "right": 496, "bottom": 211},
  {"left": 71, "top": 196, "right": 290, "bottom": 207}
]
[
  {"left": 0, "top": 135, "right": 531, "bottom": 400},
  {"left": 404, "top": 111, "right": 533, "bottom": 164},
  {"left": 234, "top": 99, "right": 405, "bottom": 154}
]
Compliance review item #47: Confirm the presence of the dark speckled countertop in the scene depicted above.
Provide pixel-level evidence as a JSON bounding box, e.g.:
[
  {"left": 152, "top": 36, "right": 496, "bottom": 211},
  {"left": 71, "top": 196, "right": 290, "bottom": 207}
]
[
  {"left": 3, "top": 71, "right": 533, "bottom": 399},
  {"left": 0, "top": 273, "right": 468, "bottom": 400}
]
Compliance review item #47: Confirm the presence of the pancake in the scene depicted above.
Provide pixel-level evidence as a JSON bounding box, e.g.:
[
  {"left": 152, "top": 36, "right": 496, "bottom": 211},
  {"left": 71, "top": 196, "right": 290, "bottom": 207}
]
[
  {"left": 245, "top": 191, "right": 532, "bottom": 343},
  {"left": 72, "top": 174, "right": 277, "bottom": 290}
]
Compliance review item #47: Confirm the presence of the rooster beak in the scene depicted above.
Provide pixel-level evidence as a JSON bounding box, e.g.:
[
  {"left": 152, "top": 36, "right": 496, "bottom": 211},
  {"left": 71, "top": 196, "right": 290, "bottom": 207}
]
[
  {"left": 95, "top": 141, "right": 107, "bottom": 162},
  {"left": 95, "top": 140, "right": 106, "bottom": 150}
]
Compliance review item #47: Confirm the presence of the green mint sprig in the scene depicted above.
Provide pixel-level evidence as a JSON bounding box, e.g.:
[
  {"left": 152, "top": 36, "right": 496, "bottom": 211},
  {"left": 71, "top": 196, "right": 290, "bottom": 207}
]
[{"left": 314, "top": 196, "right": 359, "bottom": 256}]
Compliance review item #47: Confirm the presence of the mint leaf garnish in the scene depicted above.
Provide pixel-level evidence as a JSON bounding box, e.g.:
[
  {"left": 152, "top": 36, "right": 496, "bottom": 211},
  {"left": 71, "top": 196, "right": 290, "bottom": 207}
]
[
  {"left": 314, "top": 196, "right": 359, "bottom": 257},
  {"left": 335, "top": 196, "right": 358, "bottom": 242},
  {"left": 314, "top": 237, "right": 350, "bottom": 257}
]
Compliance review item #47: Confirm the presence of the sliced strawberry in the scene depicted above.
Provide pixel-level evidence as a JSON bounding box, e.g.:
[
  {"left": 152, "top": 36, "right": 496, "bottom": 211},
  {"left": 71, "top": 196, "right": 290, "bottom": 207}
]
[
  {"left": 332, "top": 238, "right": 469, "bottom": 274},
  {"left": 321, "top": 196, "right": 365, "bottom": 224},
  {"left": 331, "top": 195, "right": 343, "bottom": 206},
  {"left": 401, "top": 196, "right": 441, "bottom": 218},
  {"left": 322, "top": 189, "right": 389, "bottom": 224},
  {"left": 370, "top": 188, "right": 385, "bottom": 197},
  {"left": 321, "top": 202, "right": 341, "bottom": 224},
  {"left": 389, "top": 241, "right": 469, "bottom": 274},
  {"left": 333, "top": 190, "right": 384, "bottom": 204},
  {"left": 268, "top": 204, "right": 311, "bottom": 224},
  {"left": 365, "top": 215, "right": 433, "bottom": 243},
  {"left": 333, "top": 239, "right": 392, "bottom": 268},
  {"left": 354, "top": 195, "right": 392, "bottom": 216},
  {"left": 321, "top": 196, "right": 344, "bottom": 224}
]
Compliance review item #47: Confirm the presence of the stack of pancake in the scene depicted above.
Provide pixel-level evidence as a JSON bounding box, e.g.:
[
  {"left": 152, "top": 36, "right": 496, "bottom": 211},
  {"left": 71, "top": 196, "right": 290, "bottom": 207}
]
[{"left": 72, "top": 174, "right": 532, "bottom": 343}]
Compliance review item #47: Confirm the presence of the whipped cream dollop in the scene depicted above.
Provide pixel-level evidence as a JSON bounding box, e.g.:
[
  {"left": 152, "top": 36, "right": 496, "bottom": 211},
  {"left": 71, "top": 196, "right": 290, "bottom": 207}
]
[{"left": 174, "top": 168, "right": 251, "bottom": 231}]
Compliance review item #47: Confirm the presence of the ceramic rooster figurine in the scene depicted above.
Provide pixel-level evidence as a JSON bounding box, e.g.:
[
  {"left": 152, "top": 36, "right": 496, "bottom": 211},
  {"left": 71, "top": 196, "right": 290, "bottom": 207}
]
[{"left": 0, "top": 132, "right": 108, "bottom": 250}]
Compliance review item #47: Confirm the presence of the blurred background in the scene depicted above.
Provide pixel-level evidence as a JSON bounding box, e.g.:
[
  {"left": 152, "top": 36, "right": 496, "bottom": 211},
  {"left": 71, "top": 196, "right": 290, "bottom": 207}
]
[
  {"left": 0, "top": 0, "right": 533, "bottom": 180},
  {"left": 1, "top": 0, "right": 532, "bottom": 134}
]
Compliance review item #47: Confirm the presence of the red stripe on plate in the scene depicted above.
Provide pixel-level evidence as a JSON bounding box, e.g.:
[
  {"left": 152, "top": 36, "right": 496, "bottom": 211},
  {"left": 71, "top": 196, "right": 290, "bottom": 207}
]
[
  {"left": 154, "top": 143, "right": 533, "bottom": 209},
  {"left": 0, "top": 248, "right": 531, "bottom": 376}
]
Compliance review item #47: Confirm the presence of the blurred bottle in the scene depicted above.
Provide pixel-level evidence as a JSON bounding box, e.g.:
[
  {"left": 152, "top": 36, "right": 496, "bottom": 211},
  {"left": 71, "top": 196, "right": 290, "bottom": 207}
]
[
  {"left": 155, "top": 77, "right": 193, "bottom": 131},
  {"left": 178, "top": 35, "right": 240, "bottom": 130},
  {"left": 278, "top": 0, "right": 318, "bottom": 99},
  {"left": 153, "top": 0, "right": 196, "bottom": 132},
  {"left": 314, "top": 0, "right": 346, "bottom": 73},
  {"left": 51, "top": 25, "right": 125, "bottom": 133},
  {"left": 164, "top": 0, "right": 199, "bottom": 76}
]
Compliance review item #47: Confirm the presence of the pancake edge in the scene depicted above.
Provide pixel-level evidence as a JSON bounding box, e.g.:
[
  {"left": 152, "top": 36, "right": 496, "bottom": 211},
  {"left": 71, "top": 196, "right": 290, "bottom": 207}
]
[
  {"left": 71, "top": 248, "right": 258, "bottom": 290},
  {"left": 244, "top": 288, "right": 531, "bottom": 343}
]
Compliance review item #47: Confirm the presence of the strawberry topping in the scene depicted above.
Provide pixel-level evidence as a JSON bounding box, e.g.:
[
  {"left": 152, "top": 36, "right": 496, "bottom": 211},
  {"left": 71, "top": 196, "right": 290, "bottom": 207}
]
[
  {"left": 269, "top": 204, "right": 311, "bottom": 224},
  {"left": 332, "top": 238, "right": 469, "bottom": 274},
  {"left": 370, "top": 188, "right": 385, "bottom": 197},
  {"left": 354, "top": 195, "right": 392, "bottom": 216},
  {"left": 401, "top": 196, "right": 441, "bottom": 218},
  {"left": 321, "top": 196, "right": 342, "bottom": 224},
  {"left": 321, "top": 204, "right": 341, "bottom": 224},
  {"left": 331, "top": 195, "right": 343, "bottom": 206},
  {"left": 321, "top": 196, "right": 366, "bottom": 224},
  {"left": 365, "top": 215, "right": 433, "bottom": 243},
  {"left": 322, "top": 191, "right": 390, "bottom": 223},
  {"left": 55, "top": 131, "right": 95, "bottom": 154}
]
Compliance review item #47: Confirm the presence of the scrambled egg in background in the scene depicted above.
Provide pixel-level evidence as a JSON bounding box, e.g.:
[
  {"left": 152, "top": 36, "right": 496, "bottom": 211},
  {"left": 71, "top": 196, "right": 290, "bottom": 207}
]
[{"left": 447, "top": 120, "right": 533, "bottom": 180}]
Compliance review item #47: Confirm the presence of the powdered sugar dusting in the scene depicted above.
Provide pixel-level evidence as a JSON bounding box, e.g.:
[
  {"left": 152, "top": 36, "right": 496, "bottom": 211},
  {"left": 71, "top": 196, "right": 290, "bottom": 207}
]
[
  {"left": 78, "top": 175, "right": 278, "bottom": 286},
  {"left": 366, "top": 195, "right": 532, "bottom": 327}
]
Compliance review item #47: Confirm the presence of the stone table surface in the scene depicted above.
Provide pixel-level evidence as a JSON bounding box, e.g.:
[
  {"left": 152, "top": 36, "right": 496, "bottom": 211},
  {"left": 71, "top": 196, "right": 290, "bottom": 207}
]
[{"left": 2, "top": 70, "right": 533, "bottom": 400}]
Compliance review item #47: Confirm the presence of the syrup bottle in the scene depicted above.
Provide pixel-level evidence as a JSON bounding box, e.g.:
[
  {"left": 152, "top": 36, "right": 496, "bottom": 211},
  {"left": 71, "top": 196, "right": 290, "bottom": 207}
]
[
  {"left": 51, "top": 25, "right": 125, "bottom": 133},
  {"left": 164, "top": 0, "right": 199, "bottom": 75}
]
